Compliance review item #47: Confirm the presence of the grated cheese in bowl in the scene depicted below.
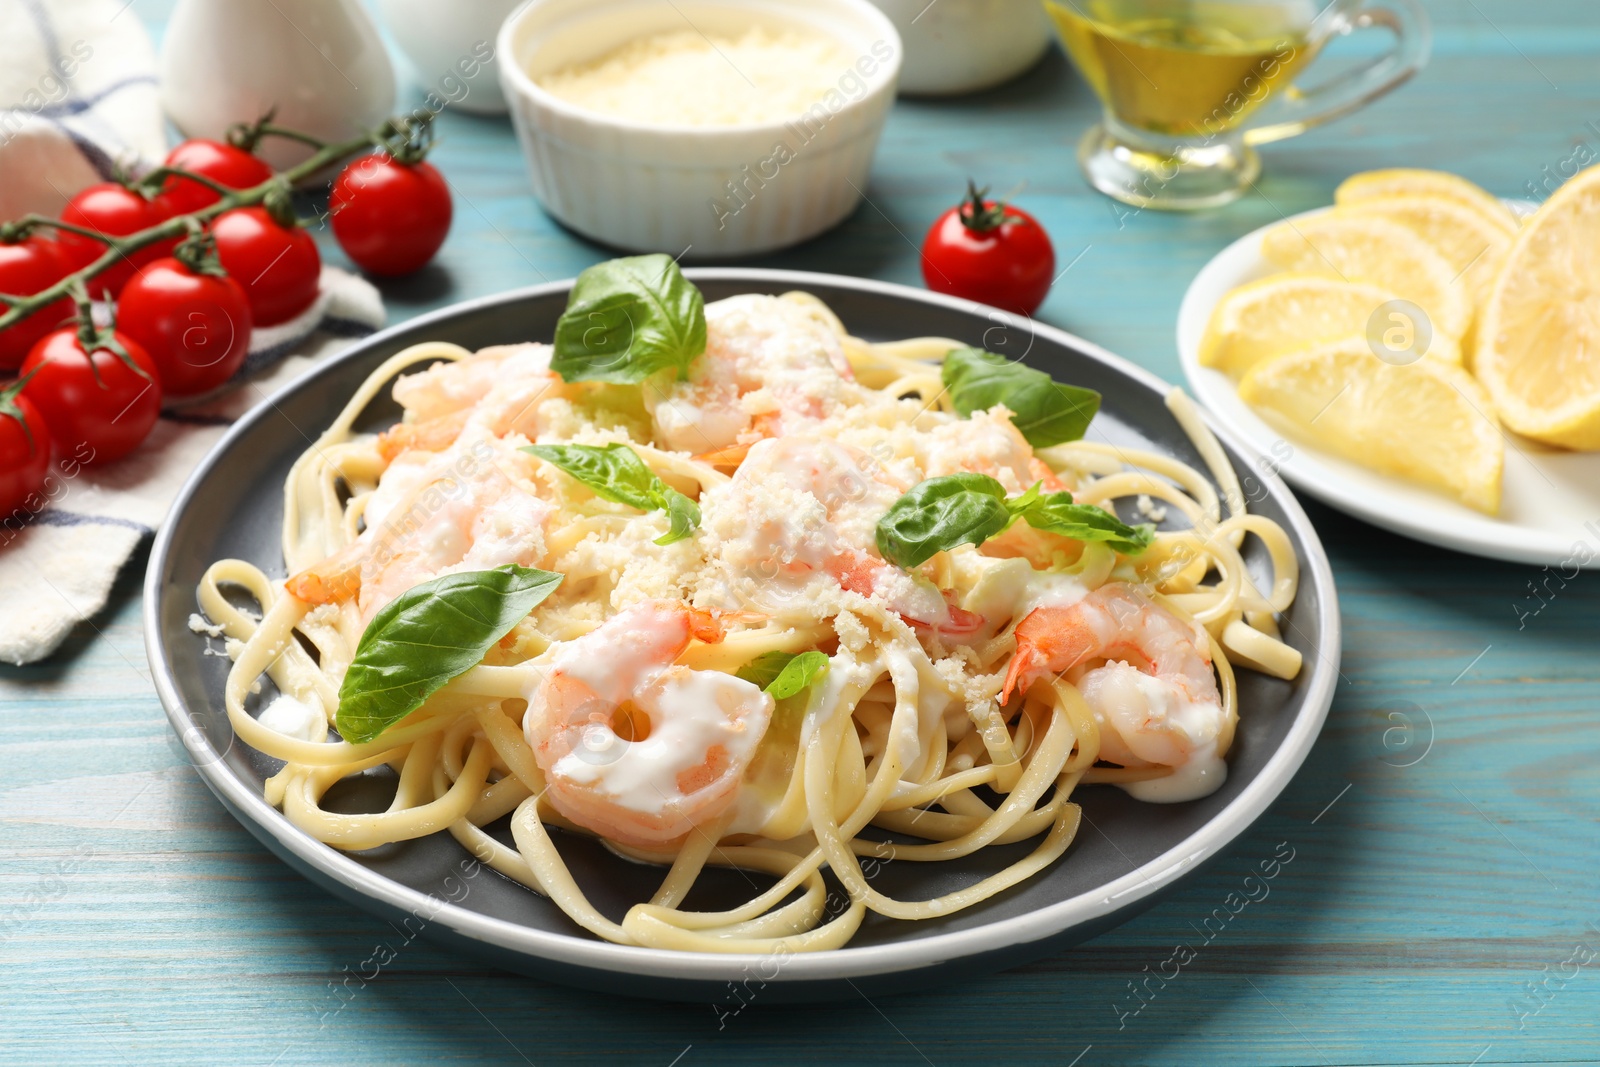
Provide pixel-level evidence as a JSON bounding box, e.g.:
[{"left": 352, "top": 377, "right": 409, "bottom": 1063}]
[{"left": 536, "top": 26, "right": 855, "bottom": 127}]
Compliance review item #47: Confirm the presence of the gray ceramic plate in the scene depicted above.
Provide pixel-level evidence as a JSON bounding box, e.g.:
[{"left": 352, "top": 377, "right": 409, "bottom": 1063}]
[{"left": 144, "top": 270, "right": 1340, "bottom": 1002}]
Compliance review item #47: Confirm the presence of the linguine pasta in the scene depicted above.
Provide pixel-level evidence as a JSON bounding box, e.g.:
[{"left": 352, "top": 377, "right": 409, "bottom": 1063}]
[{"left": 196, "top": 283, "right": 1301, "bottom": 954}]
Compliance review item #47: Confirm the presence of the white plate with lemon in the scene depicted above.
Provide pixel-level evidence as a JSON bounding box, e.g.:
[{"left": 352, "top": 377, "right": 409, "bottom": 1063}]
[{"left": 1178, "top": 168, "right": 1600, "bottom": 569}]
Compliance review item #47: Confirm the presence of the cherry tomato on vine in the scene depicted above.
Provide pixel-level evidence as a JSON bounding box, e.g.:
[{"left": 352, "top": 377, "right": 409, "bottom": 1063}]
[
  {"left": 0, "top": 375, "right": 52, "bottom": 520},
  {"left": 55, "top": 183, "right": 178, "bottom": 298},
  {"left": 117, "top": 251, "right": 252, "bottom": 398},
  {"left": 211, "top": 207, "right": 320, "bottom": 326},
  {"left": 21, "top": 321, "right": 162, "bottom": 464},
  {"left": 330, "top": 153, "right": 452, "bottom": 277},
  {"left": 157, "top": 139, "right": 274, "bottom": 216},
  {"left": 0, "top": 233, "right": 73, "bottom": 371},
  {"left": 920, "top": 181, "right": 1056, "bottom": 317}
]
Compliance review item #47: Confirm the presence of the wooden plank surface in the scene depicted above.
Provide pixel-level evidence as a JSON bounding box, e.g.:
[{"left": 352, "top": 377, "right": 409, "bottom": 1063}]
[{"left": 4, "top": 1, "right": 1599, "bottom": 1063}]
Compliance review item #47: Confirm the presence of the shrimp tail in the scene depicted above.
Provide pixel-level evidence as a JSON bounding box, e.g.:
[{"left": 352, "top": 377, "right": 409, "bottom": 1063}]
[
  {"left": 284, "top": 540, "right": 366, "bottom": 605},
  {"left": 938, "top": 601, "right": 986, "bottom": 638},
  {"left": 1000, "top": 606, "right": 1096, "bottom": 704},
  {"left": 687, "top": 607, "right": 726, "bottom": 644}
]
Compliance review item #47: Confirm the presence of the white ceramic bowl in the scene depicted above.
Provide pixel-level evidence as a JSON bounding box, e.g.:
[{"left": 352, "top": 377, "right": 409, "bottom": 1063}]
[
  {"left": 871, "top": 0, "right": 1053, "bottom": 96},
  {"left": 497, "top": 0, "right": 902, "bottom": 256},
  {"left": 377, "top": 0, "right": 523, "bottom": 114}
]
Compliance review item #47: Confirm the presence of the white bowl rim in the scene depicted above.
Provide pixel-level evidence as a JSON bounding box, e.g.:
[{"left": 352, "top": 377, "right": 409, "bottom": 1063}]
[
  {"left": 496, "top": 0, "right": 904, "bottom": 138},
  {"left": 146, "top": 268, "right": 1341, "bottom": 986}
]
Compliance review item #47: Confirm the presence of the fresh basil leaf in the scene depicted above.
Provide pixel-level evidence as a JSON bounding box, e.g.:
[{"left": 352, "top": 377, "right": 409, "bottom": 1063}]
[
  {"left": 875, "top": 473, "right": 1015, "bottom": 569},
  {"left": 941, "top": 347, "right": 1101, "bottom": 447},
  {"left": 875, "top": 475, "right": 1155, "bottom": 569},
  {"left": 336, "top": 565, "right": 562, "bottom": 743},
  {"left": 660, "top": 488, "right": 701, "bottom": 546},
  {"left": 1017, "top": 492, "right": 1155, "bottom": 555},
  {"left": 735, "top": 651, "right": 791, "bottom": 690},
  {"left": 767, "top": 651, "right": 830, "bottom": 699},
  {"left": 551, "top": 254, "right": 706, "bottom": 384},
  {"left": 736, "top": 650, "right": 830, "bottom": 699},
  {"left": 523, "top": 442, "right": 700, "bottom": 546}
]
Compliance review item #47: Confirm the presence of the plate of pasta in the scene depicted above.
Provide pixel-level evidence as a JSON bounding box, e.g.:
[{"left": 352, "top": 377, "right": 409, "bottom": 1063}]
[{"left": 145, "top": 261, "right": 1339, "bottom": 1000}]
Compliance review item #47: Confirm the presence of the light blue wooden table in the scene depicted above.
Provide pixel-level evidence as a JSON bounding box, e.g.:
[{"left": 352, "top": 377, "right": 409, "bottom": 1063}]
[{"left": 5, "top": 2, "right": 1599, "bottom": 1063}]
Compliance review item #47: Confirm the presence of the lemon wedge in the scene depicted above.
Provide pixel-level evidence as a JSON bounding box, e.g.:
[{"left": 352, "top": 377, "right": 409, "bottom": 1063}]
[
  {"left": 1339, "top": 196, "right": 1511, "bottom": 308},
  {"left": 1474, "top": 163, "right": 1600, "bottom": 448},
  {"left": 1260, "top": 213, "right": 1473, "bottom": 342},
  {"left": 1200, "top": 273, "right": 1461, "bottom": 378},
  {"left": 1238, "top": 338, "right": 1504, "bottom": 514},
  {"left": 1335, "top": 168, "right": 1519, "bottom": 235}
]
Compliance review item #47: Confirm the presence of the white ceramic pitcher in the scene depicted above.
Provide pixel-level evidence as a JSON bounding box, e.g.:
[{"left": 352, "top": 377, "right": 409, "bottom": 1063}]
[{"left": 159, "top": 0, "right": 396, "bottom": 171}]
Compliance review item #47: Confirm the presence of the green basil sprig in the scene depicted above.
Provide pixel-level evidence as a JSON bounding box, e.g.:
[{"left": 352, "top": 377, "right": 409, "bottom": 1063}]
[
  {"left": 736, "top": 650, "right": 830, "bottom": 699},
  {"left": 337, "top": 565, "right": 563, "bottom": 744},
  {"left": 523, "top": 442, "right": 700, "bottom": 545},
  {"left": 941, "top": 347, "right": 1101, "bottom": 447},
  {"left": 551, "top": 253, "right": 706, "bottom": 384},
  {"left": 1018, "top": 492, "right": 1155, "bottom": 553},
  {"left": 875, "top": 474, "right": 1153, "bottom": 569}
]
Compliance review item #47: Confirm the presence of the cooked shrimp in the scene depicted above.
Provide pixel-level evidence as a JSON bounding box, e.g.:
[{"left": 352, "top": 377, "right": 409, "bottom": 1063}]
[
  {"left": 524, "top": 601, "right": 774, "bottom": 849},
  {"left": 649, "top": 295, "right": 855, "bottom": 458},
  {"left": 286, "top": 433, "right": 553, "bottom": 624},
  {"left": 713, "top": 435, "right": 981, "bottom": 637},
  {"left": 390, "top": 342, "right": 571, "bottom": 446},
  {"left": 377, "top": 409, "right": 469, "bottom": 463},
  {"left": 1001, "top": 583, "right": 1225, "bottom": 788},
  {"left": 920, "top": 407, "right": 1067, "bottom": 495}
]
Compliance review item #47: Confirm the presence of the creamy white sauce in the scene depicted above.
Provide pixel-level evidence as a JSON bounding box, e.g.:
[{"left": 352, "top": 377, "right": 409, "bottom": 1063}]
[
  {"left": 883, "top": 642, "right": 953, "bottom": 783},
  {"left": 800, "top": 651, "right": 877, "bottom": 749},
  {"left": 1078, "top": 661, "right": 1228, "bottom": 804},
  {"left": 1121, "top": 741, "right": 1226, "bottom": 803},
  {"left": 1021, "top": 568, "right": 1091, "bottom": 612},
  {"left": 257, "top": 693, "right": 325, "bottom": 742},
  {"left": 726, "top": 770, "right": 788, "bottom": 837}
]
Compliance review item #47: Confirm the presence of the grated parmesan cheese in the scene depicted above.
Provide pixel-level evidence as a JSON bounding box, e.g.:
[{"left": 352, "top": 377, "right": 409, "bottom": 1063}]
[
  {"left": 537, "top": 27, "right": 855, "bottom": 127},
  {"left": 188, "top": 613, "right": 226, "bottom": 638}
]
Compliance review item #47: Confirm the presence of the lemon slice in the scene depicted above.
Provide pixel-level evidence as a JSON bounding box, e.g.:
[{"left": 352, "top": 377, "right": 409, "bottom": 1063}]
[
  {"left": 1335, "top": 168, "right": 1519, "bottom": 235},
  {"left": 1339, "top": 196, "right": 1512, "bottom": 307},
  {"left": 1475, "top": 163, "right": 1600, "bottom": 448},
  {"left": 1260, "top": 213, "right": 1473, "bottom": 342},
  {"left": 1238, "top": 338, "right": 1504, "bottom": 514},
  {"left": 1199, "top": 273, "right": 1461, "bottom": 378}
]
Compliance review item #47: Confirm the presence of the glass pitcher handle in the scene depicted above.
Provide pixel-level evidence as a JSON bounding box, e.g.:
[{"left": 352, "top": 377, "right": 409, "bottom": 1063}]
[{"left": 1243, "top": 0, "right": 1432, "bottom": 147}]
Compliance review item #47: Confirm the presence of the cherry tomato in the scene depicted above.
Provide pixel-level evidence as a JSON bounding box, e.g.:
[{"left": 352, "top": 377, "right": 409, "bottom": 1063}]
[
  {"left": 330, "top": 153, "right": 452, "bottom": 276},
  {"left": 920, "top": 182, "right": 1056, "bottom": 316},
  {"left": 211, "top": 207, "right": 320, "bottom": 326},
  {"left": 0, "top": 234, "right": 74, "bottom": 371},
  {"left": 0, "top": 377, "right": 52, "bottom": 521},
  {"left": 21, "top": 325, "right": 162, "bottom": 464},
  {"left": 56, "top": 183, "right": 178, "bottom": 298},
  {"left": 157, "top": 139, "right": 274, "bottom": 216},
  {"left": 117, "top": 256, "right": 252, "bottom": 397}
]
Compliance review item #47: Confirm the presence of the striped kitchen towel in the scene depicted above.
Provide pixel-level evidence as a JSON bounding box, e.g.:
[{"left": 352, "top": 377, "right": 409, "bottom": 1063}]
[
  {"left": 0, "top": 0, "right": 166, "bottom": 219},
  {"left": 0, "top": 0, "right": 388, "bottom": 663}
]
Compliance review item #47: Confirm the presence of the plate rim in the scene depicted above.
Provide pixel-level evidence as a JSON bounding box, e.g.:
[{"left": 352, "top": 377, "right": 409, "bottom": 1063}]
[
  {"left": 144, "top": 268, "right": 1342, "bottom": 984},
  {"left": 1176, "top": 203, "right": 1590, "bottom": 570}
]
